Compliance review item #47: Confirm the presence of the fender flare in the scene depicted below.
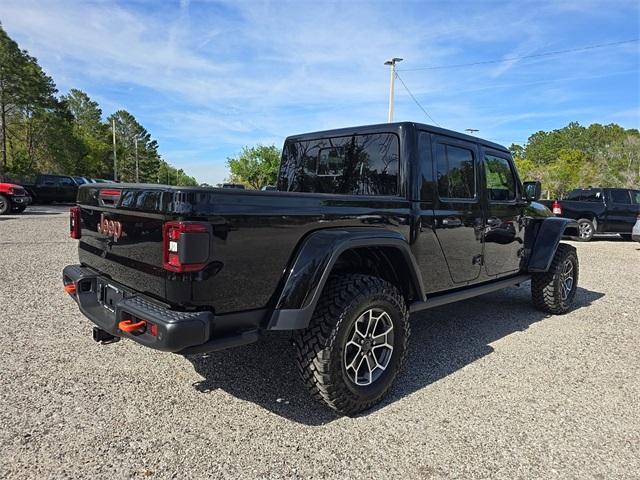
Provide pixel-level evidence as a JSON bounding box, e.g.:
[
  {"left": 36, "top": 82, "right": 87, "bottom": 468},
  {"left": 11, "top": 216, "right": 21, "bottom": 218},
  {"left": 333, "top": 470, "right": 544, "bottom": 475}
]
[
  {"left": 527, "top": 217, "right": 579, "bottom": 272},
  {"left": 267, "top": 228, "right": 425, "bottom": 330}
]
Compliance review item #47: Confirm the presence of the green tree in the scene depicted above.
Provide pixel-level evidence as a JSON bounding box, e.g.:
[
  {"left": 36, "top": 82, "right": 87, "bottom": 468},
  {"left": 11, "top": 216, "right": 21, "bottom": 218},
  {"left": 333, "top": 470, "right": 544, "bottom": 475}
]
[
  {"left": 226, "top": 144, "right": 281, "bottom": 189},
  {"left": 107, "top": 110, "right": 162, "bottom": 183},
  {"left": 61, "top": 89, "right": 110, "bottom": 176},
  {"left": 518, "top": 122, "right": 639, "bottom": 198}
]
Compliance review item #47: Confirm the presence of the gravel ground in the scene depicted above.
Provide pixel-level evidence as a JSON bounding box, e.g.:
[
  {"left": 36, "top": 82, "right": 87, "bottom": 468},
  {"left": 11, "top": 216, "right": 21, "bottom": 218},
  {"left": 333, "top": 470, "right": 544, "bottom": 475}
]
[{"left": 1, "top": 205, "right": 639, "bottom": 479}]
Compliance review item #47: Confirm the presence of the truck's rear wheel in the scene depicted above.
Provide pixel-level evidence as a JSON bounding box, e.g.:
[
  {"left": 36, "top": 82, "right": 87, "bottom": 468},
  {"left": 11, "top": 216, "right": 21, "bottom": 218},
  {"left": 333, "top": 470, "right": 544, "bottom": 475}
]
[
  {"left": 293, "top": 274, "right": 409, "bottom": 415},
  {"left": 576, "top": 218, "right": 594, "bottom": 241},
  {"left": 531, "top": 243, "right": 579, "bottom": 314}
]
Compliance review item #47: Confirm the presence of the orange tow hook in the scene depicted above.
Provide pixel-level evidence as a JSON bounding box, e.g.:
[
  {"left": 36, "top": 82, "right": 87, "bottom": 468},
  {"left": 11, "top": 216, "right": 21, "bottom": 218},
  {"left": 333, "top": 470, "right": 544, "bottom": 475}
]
[
  {"left": 118, "top": 319, "right": 146, "bottom": 333},
  {"left": 64, "top": 283, "right": 77, "bottom": 294}
]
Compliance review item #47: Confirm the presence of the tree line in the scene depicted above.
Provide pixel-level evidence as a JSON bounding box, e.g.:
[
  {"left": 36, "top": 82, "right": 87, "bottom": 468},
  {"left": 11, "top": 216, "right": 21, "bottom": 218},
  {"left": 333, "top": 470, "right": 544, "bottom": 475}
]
[
  {"left": 511, "top": 122, "right": 639, "bottom": 199},
  {"left": 0, "top": 24, "right": 197, "bottom": 186}
]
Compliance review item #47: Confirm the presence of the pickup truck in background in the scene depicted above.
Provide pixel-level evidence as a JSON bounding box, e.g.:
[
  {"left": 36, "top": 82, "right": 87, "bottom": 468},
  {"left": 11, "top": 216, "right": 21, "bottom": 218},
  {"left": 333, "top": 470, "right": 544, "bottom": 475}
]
[
  {"left": 22, "top": 174, "right": 81, "bottom": 204},
  {"left": 539, "top": 187, "right": 640, "bottom": 241},
  {"left": 63, "top": 122, "right": 580, "bottom": 415},
  {"left": 0, "top": 182, "right": 32, "bottom": 215}
]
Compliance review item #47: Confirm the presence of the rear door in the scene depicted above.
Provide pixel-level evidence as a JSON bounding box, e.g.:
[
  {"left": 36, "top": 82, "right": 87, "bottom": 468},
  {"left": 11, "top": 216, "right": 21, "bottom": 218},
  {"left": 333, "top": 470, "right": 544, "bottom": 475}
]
[
  {"left": 39, "top": 175, "right": 59, "bottom": 202},
  {"left": 606, "top": 189, "right": 639, "bottom": 232},
  {"left": 481, "top": 150, "right": 526, "bottom": 276},
  {"left": 431, "top": 135, "right": 483, "bottom": 284},
  {"left": 58, "top": 176, "right": 77, "bottom": 202}
]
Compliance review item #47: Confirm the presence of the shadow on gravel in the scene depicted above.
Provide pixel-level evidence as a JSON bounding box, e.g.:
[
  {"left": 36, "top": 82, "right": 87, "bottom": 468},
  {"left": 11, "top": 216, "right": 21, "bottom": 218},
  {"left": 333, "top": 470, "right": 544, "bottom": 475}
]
[
  {"left": 0, "top": 211, "right": 60, "bottom": 221},
  {"left": 186, "top": 284, "right": 604, "bottom": 426}
]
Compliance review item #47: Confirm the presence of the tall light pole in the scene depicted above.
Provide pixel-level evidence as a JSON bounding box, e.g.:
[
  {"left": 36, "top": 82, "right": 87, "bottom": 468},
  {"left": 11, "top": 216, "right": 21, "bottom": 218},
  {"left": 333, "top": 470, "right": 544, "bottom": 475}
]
[
  {"left": 134, "top": 135, "right": 140, "bottom": 183},
  {"left": 384, "top": 57, "right": 403, "bottom": 123},
  {"left": 111, "top": 118, "right": 117, "bottom": 181}
]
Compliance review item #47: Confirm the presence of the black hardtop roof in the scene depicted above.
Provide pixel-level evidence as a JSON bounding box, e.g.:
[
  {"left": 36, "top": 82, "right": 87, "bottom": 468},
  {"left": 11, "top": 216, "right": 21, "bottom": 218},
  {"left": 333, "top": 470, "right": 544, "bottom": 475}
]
[{"left": 285, "top": 122, "right": 510, "bottom": 153}]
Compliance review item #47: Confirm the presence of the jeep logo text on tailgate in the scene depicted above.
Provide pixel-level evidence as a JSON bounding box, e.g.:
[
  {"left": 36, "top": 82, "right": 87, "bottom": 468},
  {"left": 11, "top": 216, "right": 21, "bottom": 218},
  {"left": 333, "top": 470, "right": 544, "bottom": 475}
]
[{"left": 97, "top": 213, "right": 122, "bottom": 242}]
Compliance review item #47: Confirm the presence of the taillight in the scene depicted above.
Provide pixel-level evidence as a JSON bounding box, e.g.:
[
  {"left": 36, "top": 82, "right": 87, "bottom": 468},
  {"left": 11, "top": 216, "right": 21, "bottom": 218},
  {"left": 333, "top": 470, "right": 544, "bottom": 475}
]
[
  {"left": 70, "top": 207, "right": 81, "bottom": 239},
  {"left": 552, "top": 200, "right": 562, "bottom": 215},
  {"left": 162, "top": 221, "right": 210, "bottom": 272}
]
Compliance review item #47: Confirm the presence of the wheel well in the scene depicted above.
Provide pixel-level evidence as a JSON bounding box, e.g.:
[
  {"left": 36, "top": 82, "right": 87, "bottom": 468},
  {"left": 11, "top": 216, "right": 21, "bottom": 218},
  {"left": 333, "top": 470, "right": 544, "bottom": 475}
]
[
  {"left": 330, "top": 246, "right": 419, "bottom": 302},
  {"left": 563, "top": 224, "right": 579, "bottom": 237}
]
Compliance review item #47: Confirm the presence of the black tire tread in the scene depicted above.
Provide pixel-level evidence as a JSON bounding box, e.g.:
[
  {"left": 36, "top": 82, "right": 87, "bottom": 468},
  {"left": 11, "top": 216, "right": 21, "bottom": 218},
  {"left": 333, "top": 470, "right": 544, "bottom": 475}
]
[
  {"left": 293, "top": 274, "right": 409, "bottom": 415},
  {"left": 531, "top": 243, "right": 578, "bottom": 314},
  {"left": 0, "top": 194, "right": 9, "bottom": 215}
]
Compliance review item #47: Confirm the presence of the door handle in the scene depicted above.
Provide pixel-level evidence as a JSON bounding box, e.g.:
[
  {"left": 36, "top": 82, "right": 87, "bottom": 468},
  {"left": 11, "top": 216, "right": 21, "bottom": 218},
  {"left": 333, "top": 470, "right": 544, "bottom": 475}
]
[{"left": 442, "top": 217, "right": 462, "bottom": 227}]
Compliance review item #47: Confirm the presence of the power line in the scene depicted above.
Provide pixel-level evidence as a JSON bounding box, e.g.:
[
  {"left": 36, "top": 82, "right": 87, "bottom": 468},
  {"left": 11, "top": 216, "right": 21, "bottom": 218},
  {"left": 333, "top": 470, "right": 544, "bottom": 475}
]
[
  {"left": 399, "top": 39, "right": 639, "bottom": 72},
  {"left": 394, "top": 72, "right": 441, "bottom": 126}
]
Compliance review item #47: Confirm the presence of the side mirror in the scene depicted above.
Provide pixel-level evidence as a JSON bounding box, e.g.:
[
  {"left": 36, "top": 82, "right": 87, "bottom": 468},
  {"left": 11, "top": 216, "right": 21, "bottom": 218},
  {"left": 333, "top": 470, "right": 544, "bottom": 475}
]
[{"left": 523, "top": 181, "right": 541, "bottom": 201}]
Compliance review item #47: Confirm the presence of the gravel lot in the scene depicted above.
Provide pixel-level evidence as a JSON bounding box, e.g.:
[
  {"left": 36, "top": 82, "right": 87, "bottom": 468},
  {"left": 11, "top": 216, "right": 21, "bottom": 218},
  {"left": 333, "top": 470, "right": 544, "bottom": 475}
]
[{"left": 1, "top": 205, "right": 639, "bottom": 479}]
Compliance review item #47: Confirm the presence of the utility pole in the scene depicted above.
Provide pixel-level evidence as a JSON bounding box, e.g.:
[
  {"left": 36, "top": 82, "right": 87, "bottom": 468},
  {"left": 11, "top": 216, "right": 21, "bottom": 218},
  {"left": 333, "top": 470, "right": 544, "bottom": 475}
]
[
  {"left": 112, "top": 118, "right": 117, "bottom": 181},
  {"left": 134, "top": 136, "right": 139, "bottom": 183},
  {"left": 384, "top": 57, "right": 403, "bottom": 123}
]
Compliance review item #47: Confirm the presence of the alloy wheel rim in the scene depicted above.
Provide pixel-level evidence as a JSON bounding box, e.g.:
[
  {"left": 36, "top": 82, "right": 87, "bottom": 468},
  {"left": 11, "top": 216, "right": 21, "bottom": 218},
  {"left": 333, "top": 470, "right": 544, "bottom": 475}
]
[
  {"left": 579, "top": 222, "right": 592, "bottom": 239},
  {"left": 559, "top": 259, "right": 575, "bottom": 301},
  {"left": 343, "top": 308, "right": 394, "bottom": 386}
]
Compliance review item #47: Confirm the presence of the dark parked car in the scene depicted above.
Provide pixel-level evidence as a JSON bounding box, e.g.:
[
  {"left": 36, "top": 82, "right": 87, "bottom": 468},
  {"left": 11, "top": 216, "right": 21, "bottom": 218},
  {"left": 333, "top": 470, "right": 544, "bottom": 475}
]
[
  {"left": 22, "top": 174, "right": 80, "bottom": 204},
  {"left": 539, "top": 187, "right": 640, "bottom": 241},
  {"left": 63, "top": 122, "right": 580, "bottom": 414}
]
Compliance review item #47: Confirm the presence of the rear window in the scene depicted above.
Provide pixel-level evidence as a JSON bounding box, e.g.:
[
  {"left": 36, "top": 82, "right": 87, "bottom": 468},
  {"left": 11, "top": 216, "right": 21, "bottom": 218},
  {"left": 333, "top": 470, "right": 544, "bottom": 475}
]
[
  {"left": 566, "top": 189, "right": 603, "bottom": 202},
  {"left": 278, "top": 133, "right": 399, "bottom": 196}
]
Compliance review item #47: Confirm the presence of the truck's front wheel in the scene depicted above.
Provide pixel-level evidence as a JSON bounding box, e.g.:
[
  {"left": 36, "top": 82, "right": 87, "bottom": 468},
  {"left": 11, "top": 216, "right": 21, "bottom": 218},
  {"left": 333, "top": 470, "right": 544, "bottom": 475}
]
[
  {"left": 0, "top": 195, "right": 9, "bottom": 215},
  {"left": 293, "top": 274, "right": 409, "bottom": 415},
  {"left": 531, "top": 243, "right": 579, "bottom": 314}
]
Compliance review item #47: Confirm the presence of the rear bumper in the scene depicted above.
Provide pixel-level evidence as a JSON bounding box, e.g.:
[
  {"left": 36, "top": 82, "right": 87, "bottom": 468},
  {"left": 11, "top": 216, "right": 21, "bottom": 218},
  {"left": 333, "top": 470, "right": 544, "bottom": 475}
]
[{"left": 62, "top": 264, "right": 259, "bottom": 353}]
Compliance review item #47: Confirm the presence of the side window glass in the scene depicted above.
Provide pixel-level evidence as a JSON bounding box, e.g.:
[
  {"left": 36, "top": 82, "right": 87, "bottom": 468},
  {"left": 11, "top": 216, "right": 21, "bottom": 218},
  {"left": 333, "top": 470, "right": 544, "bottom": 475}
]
[
  {"left": 631, "top": 191, "right": 640, "bottom": 205},
  {"left": 484, "top": 154, "right": 516, "bottom": 201},
  {"left": 582, "top": 190, "right": 602, "bottom": 202},
  {"left": 610, "top": 189, "right": 631, "bottom": 204},
  {"left": 436, "top": 144, "right": 475, "bottom": 199},
  {"left": 59, "top": 177, "right": 74, "bottom": 186},
  {"left": 43, "top": 175, "right": 58, "bottom": 186}
]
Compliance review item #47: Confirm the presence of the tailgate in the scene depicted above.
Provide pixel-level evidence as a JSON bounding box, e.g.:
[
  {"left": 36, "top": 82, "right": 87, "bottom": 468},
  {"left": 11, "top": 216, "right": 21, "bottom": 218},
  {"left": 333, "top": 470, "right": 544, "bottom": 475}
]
[{"left": 76, "top": 185, "right": 168, "bottom": 301}]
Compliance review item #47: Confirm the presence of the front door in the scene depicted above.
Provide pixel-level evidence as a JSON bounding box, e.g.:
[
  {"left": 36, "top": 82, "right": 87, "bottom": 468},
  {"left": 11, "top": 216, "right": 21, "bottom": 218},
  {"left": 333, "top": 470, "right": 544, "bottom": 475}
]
[
  {"left": 605, "top": 189, "right": 639, "bottom": 232},
  {"left": 481, "top": 150, "right": 526, "bottom": 276},
  {"left": 431, "top": 135, "right": 484, "bottom": 284}
]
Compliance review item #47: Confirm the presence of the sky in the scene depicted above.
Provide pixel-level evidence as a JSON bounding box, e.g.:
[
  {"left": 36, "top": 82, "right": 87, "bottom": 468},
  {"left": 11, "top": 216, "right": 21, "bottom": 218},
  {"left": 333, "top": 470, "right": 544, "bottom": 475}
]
[{"left": 1, "top": 0, "right": 639, "bottom": 185}]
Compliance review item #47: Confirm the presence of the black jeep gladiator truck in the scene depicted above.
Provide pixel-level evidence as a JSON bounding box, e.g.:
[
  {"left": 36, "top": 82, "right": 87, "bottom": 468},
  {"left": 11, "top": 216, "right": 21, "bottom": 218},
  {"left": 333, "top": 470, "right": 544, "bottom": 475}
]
[
  {"left": 63, "top": 122, "right": 580, "bottom": 414},
  {"left": 539, "top": 187, "right": 640, "bottom": 241}
]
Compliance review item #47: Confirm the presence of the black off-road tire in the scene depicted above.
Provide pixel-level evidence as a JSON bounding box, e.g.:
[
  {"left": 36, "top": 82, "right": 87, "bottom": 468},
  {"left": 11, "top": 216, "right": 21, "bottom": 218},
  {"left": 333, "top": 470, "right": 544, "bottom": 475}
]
[
  {"left": 620, "top": 234, "right": 632, "bottom": 241},
  {"left": 11, "top": 205, "right": 26, "bottom": 214},
  {"left": 576, "top": 218, "right": 594, "bottom": 242},
  {"left": 0, "top": 195, "right": 9, "bottom": 215},
  {"left": 293, "top": 274, "right": 410, "bottom": 415},
  {"left": 531, "top": 243, "right": 579, "bottom": 314}
]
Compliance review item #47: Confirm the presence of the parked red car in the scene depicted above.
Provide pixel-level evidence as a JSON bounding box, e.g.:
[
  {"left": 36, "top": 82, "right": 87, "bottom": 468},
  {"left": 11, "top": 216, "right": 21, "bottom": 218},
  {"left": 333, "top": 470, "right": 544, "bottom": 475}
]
[{"left": 0, "top": 182, "right": 32, "bottom": 215}]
